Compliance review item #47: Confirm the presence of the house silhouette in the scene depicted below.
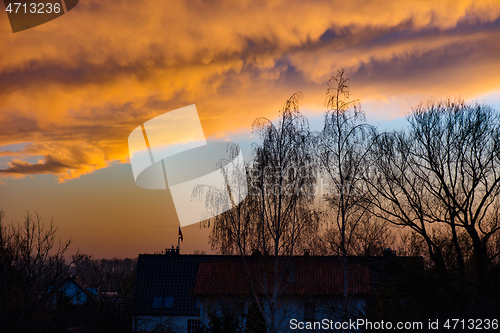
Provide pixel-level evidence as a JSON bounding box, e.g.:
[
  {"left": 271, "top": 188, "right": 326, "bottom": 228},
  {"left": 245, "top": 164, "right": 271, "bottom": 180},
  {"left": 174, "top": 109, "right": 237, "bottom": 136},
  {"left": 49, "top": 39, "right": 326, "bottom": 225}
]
[{"left": 132, "top": 249, "right": 422, "bottom": 332}]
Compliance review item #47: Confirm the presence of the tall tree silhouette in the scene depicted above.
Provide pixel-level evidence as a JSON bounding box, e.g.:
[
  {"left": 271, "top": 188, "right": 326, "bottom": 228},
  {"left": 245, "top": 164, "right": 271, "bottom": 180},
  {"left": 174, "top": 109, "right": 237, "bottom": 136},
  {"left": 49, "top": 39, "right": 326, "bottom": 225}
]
[
  {"left": 316, "top": 70, "right": 377, "bottom": 315},
  {"left": 366, "top": 99, "right": 500, "bottom": 316},
  {"left": 197, "top": 93, "right": 318, "bottom": 333}
]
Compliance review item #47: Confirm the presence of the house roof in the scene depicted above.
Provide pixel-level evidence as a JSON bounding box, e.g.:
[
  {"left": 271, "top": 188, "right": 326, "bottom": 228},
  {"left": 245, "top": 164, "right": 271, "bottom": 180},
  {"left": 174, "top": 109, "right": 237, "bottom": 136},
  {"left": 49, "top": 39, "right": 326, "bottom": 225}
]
[
  {"left": 63, "top": 276, "right": 97, "bottom": 301},
  {"left": 133, "top": 252, "right": 423, "bottom": 316},
  {"left": 133, "top": 253, "right": 214, "bottom": 316},
  {"left": 193, "top": 256, "right": 372, "bottom": 297}
]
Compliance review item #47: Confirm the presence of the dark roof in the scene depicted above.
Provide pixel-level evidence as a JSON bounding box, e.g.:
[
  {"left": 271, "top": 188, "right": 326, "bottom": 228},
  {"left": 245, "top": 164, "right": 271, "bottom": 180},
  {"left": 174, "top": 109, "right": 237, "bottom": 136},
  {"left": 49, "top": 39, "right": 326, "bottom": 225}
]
[
  {"left": 194, "top": 257, "right": 371, "bottom": 296},
  {"left": 133, "top": 253, "right": 214, "bottom": 316},
  {"left": 133, "top": 253, "right": 423, "bottom": 316}
]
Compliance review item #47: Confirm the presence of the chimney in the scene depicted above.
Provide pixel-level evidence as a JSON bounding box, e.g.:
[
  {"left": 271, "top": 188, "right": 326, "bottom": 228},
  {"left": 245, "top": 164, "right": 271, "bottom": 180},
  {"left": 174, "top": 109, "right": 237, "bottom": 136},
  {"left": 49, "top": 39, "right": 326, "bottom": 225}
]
[
  {"left": 383, "top": 248, "right": 396, "bottom": 257},
  {"left": 165, "top": 245, "right": 180, "bottom": 255},
  {"left": 303, "top": 249, "right": 310, "bottom": 256}
]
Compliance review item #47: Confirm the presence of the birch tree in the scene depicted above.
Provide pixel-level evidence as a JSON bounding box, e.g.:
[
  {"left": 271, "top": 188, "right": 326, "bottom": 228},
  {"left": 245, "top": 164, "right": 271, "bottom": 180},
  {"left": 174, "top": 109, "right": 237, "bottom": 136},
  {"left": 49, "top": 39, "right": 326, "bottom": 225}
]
[
  {"left": 197, "top": 93, "right": 318, "bottom": 333},
  {"left": 316, "top": 69, "right": 376, "bottom": 312}
]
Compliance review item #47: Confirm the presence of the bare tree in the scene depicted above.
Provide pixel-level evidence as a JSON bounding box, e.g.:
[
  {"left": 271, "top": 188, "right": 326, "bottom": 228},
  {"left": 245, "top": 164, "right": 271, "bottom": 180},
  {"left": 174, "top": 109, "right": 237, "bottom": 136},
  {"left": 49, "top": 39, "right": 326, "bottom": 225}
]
[
  {"left": 0, "top": 210, "right": 72, "bottom": 333},
  {"left": 203, "top": 158, "right": 260, "bottom": 256},
  {"left": 250, "top": 92, "right": 318, "bottom": 257},
  {"left": 316, "top": 70, "right": 379, "bottom": 319},
  {"left": 71, "top": 254, "right": 136, "bottom": 326},
  {"left": 366, "top": 99, "right": 500, "bottom": 314},
  {"left": 196, "top": 93, "right": 319, "bottom": 333},
  {"left": 324, "top": 216, "right": 394, "bottom": 256}
]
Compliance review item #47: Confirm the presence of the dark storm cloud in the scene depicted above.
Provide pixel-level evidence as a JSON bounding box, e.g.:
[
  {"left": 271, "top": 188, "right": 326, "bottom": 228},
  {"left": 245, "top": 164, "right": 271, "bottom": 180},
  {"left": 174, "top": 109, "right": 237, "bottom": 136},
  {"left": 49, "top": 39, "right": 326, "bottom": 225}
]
[
  {"left": 0, "top": 155, "right": 72, "bottom": 174},
  {"left": 0, "top": 0, "right": 499, "bottom": 181}
]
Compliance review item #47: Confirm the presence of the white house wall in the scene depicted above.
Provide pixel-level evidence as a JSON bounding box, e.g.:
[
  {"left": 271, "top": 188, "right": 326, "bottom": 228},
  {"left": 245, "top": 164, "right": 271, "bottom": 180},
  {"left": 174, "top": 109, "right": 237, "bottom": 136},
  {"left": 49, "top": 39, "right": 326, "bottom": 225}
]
[{"left": 197, "top": 296, "right": 366, "bottom": 332}]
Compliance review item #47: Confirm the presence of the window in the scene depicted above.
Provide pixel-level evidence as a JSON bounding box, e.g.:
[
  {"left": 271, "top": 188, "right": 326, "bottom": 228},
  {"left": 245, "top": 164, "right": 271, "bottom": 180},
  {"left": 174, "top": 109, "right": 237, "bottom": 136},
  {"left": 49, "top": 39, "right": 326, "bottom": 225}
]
[
  {"left": 304, "top": 302, "right": 315, "bottom": 321},
  {"left": 187, "top": 319, "right": 200, "bottom": 333},
  {"left": 152, "top": 296, "right": 174, "bottom": 308},
  {"left": 164, "top": 297, "right": 174, "bottom": 308}
]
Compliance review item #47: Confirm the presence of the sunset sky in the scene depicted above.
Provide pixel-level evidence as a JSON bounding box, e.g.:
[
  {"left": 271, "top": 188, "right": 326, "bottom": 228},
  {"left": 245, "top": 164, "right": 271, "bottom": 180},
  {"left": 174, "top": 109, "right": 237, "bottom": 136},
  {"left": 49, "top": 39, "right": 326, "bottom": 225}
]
[{"left": 1, "top": 0, "right": 500, "bottom": 258}]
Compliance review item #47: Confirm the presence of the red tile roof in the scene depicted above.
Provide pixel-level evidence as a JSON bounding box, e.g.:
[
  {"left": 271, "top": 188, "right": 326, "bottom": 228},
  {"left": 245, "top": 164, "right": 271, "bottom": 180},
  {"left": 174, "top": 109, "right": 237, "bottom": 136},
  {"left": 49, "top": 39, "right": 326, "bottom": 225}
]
[{"left": 194, "top": 257, "right": 371, "bottom": 296}]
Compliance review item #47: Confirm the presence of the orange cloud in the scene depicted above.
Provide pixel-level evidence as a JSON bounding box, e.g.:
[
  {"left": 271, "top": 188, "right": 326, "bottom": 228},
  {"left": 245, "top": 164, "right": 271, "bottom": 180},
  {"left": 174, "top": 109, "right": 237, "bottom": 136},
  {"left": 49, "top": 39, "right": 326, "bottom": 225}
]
[{"left": 0, "top": 0, "right": 499, "bottom": 181}]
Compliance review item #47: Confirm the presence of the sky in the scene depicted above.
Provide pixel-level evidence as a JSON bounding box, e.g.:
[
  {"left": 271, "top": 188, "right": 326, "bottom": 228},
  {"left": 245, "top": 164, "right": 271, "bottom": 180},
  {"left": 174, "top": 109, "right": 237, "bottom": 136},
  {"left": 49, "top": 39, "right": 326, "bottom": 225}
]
[{"left": 1, "top": 0, "right": 500, "bottom": 258}]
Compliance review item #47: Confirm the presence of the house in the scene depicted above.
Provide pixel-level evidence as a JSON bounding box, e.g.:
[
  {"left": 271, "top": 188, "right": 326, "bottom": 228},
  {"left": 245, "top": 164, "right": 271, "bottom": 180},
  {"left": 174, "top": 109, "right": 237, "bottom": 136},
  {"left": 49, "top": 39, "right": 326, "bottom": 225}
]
[
  {"left": 52, "top": 275, "right": 97, "bottom": 306},
  {"left": 132, "top": 248, "right": 422, "bottom": 332},
  {"left": 193, "top": 256, "right": 371, "bottom": 330},
  {"left": 132, "top": 248, "right": 209, "bottom": 333}
]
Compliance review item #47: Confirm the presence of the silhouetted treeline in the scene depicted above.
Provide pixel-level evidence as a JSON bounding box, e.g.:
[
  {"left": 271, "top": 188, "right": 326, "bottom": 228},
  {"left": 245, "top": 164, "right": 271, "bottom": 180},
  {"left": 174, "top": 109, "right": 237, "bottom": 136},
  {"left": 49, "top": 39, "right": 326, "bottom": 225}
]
[{"left": 0, "top": 210, "right": 136, "bottom": 333}]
